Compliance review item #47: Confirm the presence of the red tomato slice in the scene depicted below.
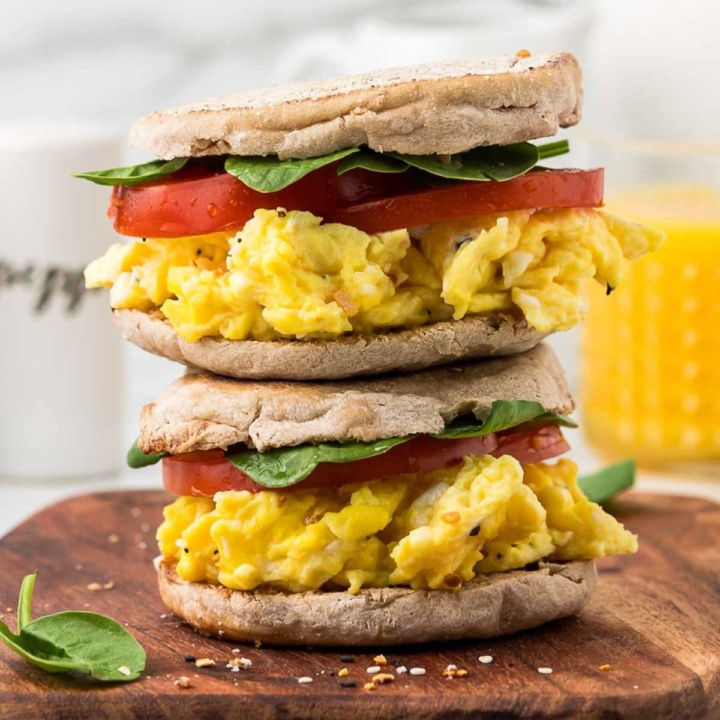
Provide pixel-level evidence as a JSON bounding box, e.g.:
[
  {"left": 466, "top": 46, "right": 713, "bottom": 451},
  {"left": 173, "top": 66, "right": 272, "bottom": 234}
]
[
  {"left": 109, "top": 163, "right": 423, "bottom": 238},
  {"left": 162, "top": 425, "right": 570, "bottom": 497},
  {"left": 110, "top": 166, "right": 603, "bottom": 238},
  {"left": 326, "top": 168, "right": 604, "bottom": 234}
]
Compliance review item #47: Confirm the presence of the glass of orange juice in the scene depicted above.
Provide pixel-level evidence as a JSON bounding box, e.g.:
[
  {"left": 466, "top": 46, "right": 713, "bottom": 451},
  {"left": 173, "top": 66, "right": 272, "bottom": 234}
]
[{"left": 581, "top": 139, "right": 720, "bottom": 471}]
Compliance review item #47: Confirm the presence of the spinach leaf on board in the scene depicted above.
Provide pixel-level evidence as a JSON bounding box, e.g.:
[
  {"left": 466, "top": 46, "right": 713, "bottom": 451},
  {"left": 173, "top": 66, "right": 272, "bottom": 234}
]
[
  {"left": 224, "top": 148, "right": 359, "bottom": 192},
  {"left": 578, "top": 460, "right": 635, "bottom": 504},
  {"left": 0, "top": 573, "right": 145, "bottom": 682},
  {"left": 73, "top": 157, "right": 188, "bottom": 186},
  {"left": 127, "top": 440, "right": 168, "bottom": 469}
]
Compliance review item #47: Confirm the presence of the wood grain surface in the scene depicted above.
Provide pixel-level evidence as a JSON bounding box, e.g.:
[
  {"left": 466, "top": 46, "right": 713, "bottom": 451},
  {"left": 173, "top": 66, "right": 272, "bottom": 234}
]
[{"left": 0, "top": 490, "right": 718, "bottom": 720}]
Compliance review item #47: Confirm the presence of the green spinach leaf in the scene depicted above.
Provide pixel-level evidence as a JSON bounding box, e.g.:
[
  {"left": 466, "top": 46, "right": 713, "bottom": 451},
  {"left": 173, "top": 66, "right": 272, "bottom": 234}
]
[
  {"left": 224, "top": 400, "right": 573, "bottom": 488},
  {"left": 388, "top": 143, "right": 539, "bottom": 182},
  {"left": 0, "top": 573, "right": 145, "bottom": 682},
  {"left": 127, "top": 439, "right": 168, "bottom": 469},
  {"left": 73, "top": 157, "right": 188, "bottom": 186},
  {"left": 578, "top": 460, "right": 635, "bottom": 504},
  {"left": 536, "top": 139, "right": 571, "bottom": 160},
  {"left": 227, "top": 436, "right": 410, "bottom": 488},
  {"left": 336, "top": 151, "right": 409, "bottom": 175},
  {"left": 225, "top": 148, "right": 359, "bottom": 192},
  {"left": 434, "top": 401, "right": 577, "bottom": 439}
]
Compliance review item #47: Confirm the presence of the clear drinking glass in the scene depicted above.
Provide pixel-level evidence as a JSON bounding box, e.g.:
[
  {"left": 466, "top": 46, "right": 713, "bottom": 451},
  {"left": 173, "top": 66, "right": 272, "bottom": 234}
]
[{"left": 580, "top": 138, "right": 720, "bottom": 472}]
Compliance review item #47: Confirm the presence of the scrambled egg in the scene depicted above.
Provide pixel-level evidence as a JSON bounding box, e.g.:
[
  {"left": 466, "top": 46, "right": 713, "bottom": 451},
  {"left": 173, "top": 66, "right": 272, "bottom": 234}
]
[
  {"left": 157, "top": 456, "right": 637, "bottom": 594},
  {"left": 85, "top": 208, "right": 663, "bottom": 342}
]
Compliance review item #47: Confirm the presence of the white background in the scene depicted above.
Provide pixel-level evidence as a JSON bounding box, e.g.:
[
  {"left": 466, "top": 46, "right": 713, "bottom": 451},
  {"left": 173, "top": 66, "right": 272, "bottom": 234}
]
[{"left": 0, "top": 0, "right": 719, "bottom": 531}]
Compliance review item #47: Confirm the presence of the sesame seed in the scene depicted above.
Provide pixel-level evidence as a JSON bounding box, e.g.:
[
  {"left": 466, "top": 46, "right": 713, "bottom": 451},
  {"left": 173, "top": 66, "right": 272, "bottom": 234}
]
[
  {"left": 107, "top": 534, "right": 119, "bottom": 544},
  {"left": 478, "top": 655, "right": 493, "bottom": 664},
  {"left": 338, "top": 668, "right": 349, "bottom": 678},
  {"left": 409, "top": 667, "right": 426, "bottom": 676},
  {"left": 599, "top": 664, "right": 611, "bottom": 671},
  {"left": 396, "top": 666, "right": 408, "bottom": 674},
  {"left": 232, "top": 648, "right": 241, "bottom": 653},
  {"left": 366, "top": 666, "right": 381, "bottom": 674},
  {"left": 340, "top": 655, "right": 355, "bottom": 663},
  {"left": 117, "top": 666, "right": 131, "bottom": 677},
  {"left": 538, "top": 667, "right": 553, "bottom": 675},
  {"left": 298, "top": 677, "right": 313, "bottom": 684},
  {"left": 339, "top": 680, "right": 357, "bottom": 688},
  {"left": 183, "top": 655, "right": 196, "bottom": 663}
]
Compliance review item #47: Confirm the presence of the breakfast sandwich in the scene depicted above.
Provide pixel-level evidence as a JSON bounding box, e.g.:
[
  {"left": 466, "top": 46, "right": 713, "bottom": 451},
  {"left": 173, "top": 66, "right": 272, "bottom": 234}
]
[
  {"left": 130, "top": 344, "right": 637, "bottom": 646},
  {"left": 81, "top": 53, "right": 663, "bottom": 380}
]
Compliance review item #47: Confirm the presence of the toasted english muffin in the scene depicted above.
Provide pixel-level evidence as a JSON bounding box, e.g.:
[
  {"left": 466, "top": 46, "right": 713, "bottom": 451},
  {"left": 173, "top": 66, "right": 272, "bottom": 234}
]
[
  {"left": 116, "top": 308, "right": 547, "bottom": 383},
  {"left": 130, "top": 54, "right": 581, "bottom": 160},
  {"left": 157, "top": 559, "right": 596, "bottom": 647},
  {"left": 138, "top": 342, "right": 571, "bottom": 454}
]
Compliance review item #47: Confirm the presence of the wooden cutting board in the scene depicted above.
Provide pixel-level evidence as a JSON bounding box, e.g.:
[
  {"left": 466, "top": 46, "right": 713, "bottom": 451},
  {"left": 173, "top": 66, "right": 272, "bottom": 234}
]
[{"left": 0, "top": 490, "right": 718, "bottom": 720}]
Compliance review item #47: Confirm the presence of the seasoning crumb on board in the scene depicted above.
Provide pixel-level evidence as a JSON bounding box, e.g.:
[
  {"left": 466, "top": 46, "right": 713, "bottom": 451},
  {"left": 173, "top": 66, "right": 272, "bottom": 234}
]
[
  {"left": 195, "top": 658, "right": 215, "bottom": 668},
  {"left": 363, "top": 682, "right": 376, "bottom": 691},
  {"left": 87, "top": 581, "right": 113, "bottom": 592},
  {"left": 107, "top": 534, "right": 119, "bottom": 544},
  {"left": 338, "top": 668, "right": 349, "bottom": 678},
  {"left": 174, "top": 676, "right": 192, "bottom": 689},
  {"left": 599, "top": 664, "right": 611, "bottom": 671},
  {"left": 373, "top": 654, "right": 388, "bottom": 666},
  {"left": 397, "top": 666, "right": 408, "bottom": 674},
  {"left": 372, "top": 673, "right": 395, "bottom": 685},
  {"left": 443, "top": 664, "right": 469, "bottom": 679}
]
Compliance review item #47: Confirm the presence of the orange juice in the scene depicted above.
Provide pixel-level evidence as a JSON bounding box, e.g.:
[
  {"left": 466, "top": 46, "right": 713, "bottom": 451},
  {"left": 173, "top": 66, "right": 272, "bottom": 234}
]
[{"left": 581, "top": 187, "right": 720, "bottom": 467}]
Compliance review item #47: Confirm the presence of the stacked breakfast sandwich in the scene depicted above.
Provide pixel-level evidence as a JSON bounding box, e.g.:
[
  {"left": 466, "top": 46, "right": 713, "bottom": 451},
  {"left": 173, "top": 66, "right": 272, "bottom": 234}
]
[{"left": 82, "top": 53, "right": 663, "bottom": 646}]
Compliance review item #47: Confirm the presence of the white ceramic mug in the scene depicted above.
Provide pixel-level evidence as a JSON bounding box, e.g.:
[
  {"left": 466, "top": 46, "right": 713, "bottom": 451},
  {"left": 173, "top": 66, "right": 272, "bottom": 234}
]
[{"left": 0, "top": 123, "right": 124, "bottom": 478}]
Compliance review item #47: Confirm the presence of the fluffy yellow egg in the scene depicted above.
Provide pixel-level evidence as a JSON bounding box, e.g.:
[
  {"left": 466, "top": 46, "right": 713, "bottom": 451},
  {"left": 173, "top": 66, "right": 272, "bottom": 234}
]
[
  {"left": 86, "top": 207, "right": 662, "bottom": 342},
  {"left": 157, "top": 456, "right": 637, "bottom": 595}
]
